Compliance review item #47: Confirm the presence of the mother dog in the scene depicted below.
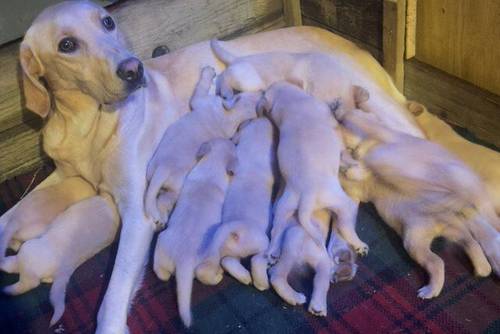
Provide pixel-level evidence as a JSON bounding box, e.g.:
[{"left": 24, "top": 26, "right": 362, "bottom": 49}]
[{"left": 0, "top": 1, "right": 422, "bottom": 332}]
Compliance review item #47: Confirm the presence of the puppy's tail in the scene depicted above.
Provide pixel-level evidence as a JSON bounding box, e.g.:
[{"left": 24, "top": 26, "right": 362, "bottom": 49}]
[
  {"left": 49, "top": 271, "right": 71, "bottom": 326},
  {"left": 298, "top": 193, "right": 325, "bottom": 249},
  {"left": 176, "top": 262, "right": 194, "bottom": 327},
  {"left": 210, "top": 39, "right": 236, "bottom": 64},
  {"left": 341, "top": 109, "right": 403, "bottom": 144},
  {"left": 144, "top": 168, "right": 168, "bottom": 223},
  {"left": 0, "top": 221, "right": 17, "bottom": 263}
]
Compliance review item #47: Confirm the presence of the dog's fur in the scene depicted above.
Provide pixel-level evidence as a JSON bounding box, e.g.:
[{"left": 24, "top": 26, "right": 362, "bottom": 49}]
[
  {"left": 408, "top": 102, "right": 500, "bottom": 214},
  {"left": 259, "top": 82, "right": 367, "bottom": 261},
  {"left": 0, "top": 1, "right": 428, "bottom": 331},
  {"left": 0, "top": 194, "right": 118, "bottom": 325},
  {"left": 145, "top": 66, "right": 260, "bottom": 223},
  {"left": 196, "top": 118, "right": 276, "bottom": 290},
  {"left": 0, "top": 177, "right": 95, "bottom": 262},
  {"left": 334, "top": 106, "right": 500, "bottom": 298},
  {"left": 153, "top": 138, "right": 235, "bottom": 327},
  {"left": 211, "top": 39, "right": 424, "bottom": 138}
]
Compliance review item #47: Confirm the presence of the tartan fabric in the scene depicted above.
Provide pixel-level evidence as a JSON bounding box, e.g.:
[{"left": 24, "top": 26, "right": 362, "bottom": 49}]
[{"left": 0, "top": 164, "right": 499, "bottom": 334}]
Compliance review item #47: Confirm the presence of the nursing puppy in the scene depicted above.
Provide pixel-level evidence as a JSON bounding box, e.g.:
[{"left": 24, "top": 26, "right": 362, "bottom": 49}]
[
  {"left": 153, "top": 138, "right": 236, "bottom": 327},
  {"left": 334, "top": 106, "right": 500, "bottom": 299},
  {"left": 197, "top": 117, "right": 276, "bottom": 291},
  {"left": 0, "top": 177, "right": 95, "bottom": 262},
  {"left": 145, "top": 66, "right": 260, "bottom": 223},
  {"left": 259, "top": 81, "right": 367, "bottom": 260},
  {"left": 211, "top": 39, "right": 423, "bottom": 138},
  {"left": 0, "top": 195, "right": 118, "bottom": 325},
  {"left": 408, "top": 102, "right": 500, "bottom": 215},
  {"left": 269, "top": 210, "right": 331, "bottom": 316}
]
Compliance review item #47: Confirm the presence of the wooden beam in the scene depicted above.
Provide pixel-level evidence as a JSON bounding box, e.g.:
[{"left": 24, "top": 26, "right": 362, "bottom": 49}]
[
  {"left": 283, "top": 0, "right": 302, "bottom": 26},
  {"left": 405, "top": 59, "right": 500, "bottom": 148},
  {"left": 405, "top": 0, "right": 416, "bottom": 59},
  {"left": 383, "top": 0, "right": 406, "bottom": 91}
]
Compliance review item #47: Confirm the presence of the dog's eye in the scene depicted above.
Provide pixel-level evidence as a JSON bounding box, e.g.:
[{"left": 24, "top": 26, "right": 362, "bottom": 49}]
[
  {"left": 58, "top": 37, "right": 78, "bottom": 53},
  {"left": 102, "top": 16, "right": 115, "bottom": 31}
]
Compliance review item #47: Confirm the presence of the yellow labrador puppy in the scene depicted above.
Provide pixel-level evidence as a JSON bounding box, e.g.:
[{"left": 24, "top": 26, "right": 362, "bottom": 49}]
[
  {"left": 0, "top": 1, "right": 426, "bottom": 332},
  {"left": 408, "top": 102, "right": 500, "bottom": 214},
  {"left": 1, "top": 195, "right": 119, "bottom": 326},
  {"left": 145, "top": 66, "right": 259, "bottom": 223},
  {"left": 0, "top": 176, "right": 95, "bottom": 262},
  {"left": 258, "top": 82, "right": 367, "bottom": 260},
  {"left": 334, "top": 106, "right": 500, "bottom": 299},
  {"left": 153, "top": 138, "right": 236, "bottom": 327},
  {"left": 196, "top": 117, "right": 276, "bottom": 291}
]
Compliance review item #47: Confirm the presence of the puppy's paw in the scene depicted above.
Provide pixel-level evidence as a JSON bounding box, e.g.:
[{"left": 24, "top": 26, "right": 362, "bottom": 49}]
[
  {"left": 293, "top": 292, "right": 307, "bottom": 305},
  {"left": 355, "top": 243, "right": 369, "bottom": 256},
  {"left": 474, "top": 261, "right": 492, "bottom": 277},
  {"left": 417, "top": 284, "right": 440, "bottom": 299},
  {"left": 308, "top": 300, "right": 327, "bottom": 317},
  {"left": 253, "top": 277, "right": 270, "bottom": 291}
]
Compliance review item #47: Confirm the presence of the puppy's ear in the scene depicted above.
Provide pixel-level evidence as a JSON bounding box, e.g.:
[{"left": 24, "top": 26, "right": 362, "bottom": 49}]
[
  {"left": 19, "top": 42, "right": 50, "bottom": 118},
  {"left": 256, "top": 95, "right": 269, "bottom": 117},
  {"left": 222, "top": 95, "right": 241, "bottom": 110},
  {"left": 406, "top": 101, "right": 425, "bottom": 116},
  {"left": 226, "top": 156, "right": 238, "bottom": 176},
  {"left": 196, "top": 141, "right": 212, "bottom": 161},
  {"left": 352, "top": 85, "right": 369, "bottom": 106}
]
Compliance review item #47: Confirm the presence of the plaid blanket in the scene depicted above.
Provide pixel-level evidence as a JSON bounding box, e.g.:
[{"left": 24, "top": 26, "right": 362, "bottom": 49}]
[{"left": 0, "top": 164, "right": 499, "bottom": 334}]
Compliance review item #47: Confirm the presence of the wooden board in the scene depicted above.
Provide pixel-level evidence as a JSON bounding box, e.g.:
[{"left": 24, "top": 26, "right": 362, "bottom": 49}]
[
  {"left": 415, "top": 0, "right": 500, "bottom": 96},
  {"left": 405, "top": 0, "right": 416, "bottom": 59},
  {"left": 0, "top": 0, "right": 285, "bottom": 182},
  {"left": 383, "top": 0, "right": 406, "bottom": 91},
  {"left": 405, "top": 59, "right": 500, "bottom": 148},
  {"left": 283, "top": 0, "right": 303, "bottom": 26},
  {"left": 301, "top": 0, "right": 383, "bottom": 51}
]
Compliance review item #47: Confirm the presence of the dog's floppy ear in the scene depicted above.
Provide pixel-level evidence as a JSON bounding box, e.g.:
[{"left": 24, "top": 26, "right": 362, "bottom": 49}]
[
  {"left": 406, "top": 101, "right": 425, "bottom": 116},
  {"left": 196, "top": 141, "right": 212, "bottom": 161},
  {"left": 226, "top": 155, "right": 238, "bottom": 176},
  {"left": 19, "top": 42, "right": 50, "bottom": 118},
  {"left": 256, "top": 95, "right": 269, "bottom": 117}
]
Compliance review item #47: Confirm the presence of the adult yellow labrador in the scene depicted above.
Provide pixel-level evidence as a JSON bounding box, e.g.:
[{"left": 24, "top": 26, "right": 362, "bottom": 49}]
[{"left": 0, "top": 0, "right": 423, "bottom": 332}]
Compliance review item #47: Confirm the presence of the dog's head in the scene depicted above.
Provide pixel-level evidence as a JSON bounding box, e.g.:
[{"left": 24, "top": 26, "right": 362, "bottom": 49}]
[{"left": 20, "top": 0, "right": 144, "bottom": 117}]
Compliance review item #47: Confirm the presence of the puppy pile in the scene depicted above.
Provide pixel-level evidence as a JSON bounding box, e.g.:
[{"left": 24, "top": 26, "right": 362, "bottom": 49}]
[{"left": 1, "top": 43, "right": 500, "bottom": 329}]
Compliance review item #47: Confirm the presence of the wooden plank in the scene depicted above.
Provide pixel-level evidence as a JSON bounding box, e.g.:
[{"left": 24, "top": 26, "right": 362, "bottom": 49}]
[
  {"left": 383, "top": 0, "right": 406, "bottom": 91},
  {"left": 0, "top": 0, "right": 285, "bottom": 181},
  {"left": 415, "top": 0, "right": 500, "bottom": 96},
  {"left": 301, "top": 0, "right": 383, "bottom": 51},
  {"left": 405, "top": 59, "right": 500, "bottom": 148},
  {"left": 405, "top": 0, "right": 416, "bottom": 59},
  {"left": 283, "top": 0, "right": 303, "bottom": 26}
]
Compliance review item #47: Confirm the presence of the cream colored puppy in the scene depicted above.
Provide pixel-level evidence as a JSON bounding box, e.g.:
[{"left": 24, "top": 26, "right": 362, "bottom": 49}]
[
  {"left": 334, "top": 106, "right": 500, "bottom": 299},
  {"left": 145, "top": 66, "right": 260, "bottom": 223},
  {"left": 153, "top": 138, "right": 236, "bottom": 327},
  {"left": 408, "top": 102, "right": 500, "bottom": 215},
  {"left": 0, "top": 176, "right": 95, "bottom": 262},
  {"left": 196, "top": 117, "right": 276, "bottom": 291},
  {"left": 0, "top": 194, "right": 119, "bottom": 326},
  {"left": 211, "top": 39, "right": 423, "bottom": 138},
  {"left": 259, "top": 82, "right": 367, "bottom": 261}
]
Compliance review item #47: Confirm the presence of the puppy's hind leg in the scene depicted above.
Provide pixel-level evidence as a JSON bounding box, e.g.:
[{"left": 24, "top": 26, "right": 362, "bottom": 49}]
[
  {"left": 153, "top": 248, "right": 175, "bottom": 282},
  {"left": 251, "top": 252, "right": 270, "bottom": 291},
  {"left": 3, "top": 269, "right": 40, "bottom": 295},
  {"left": 308, "top": 256, "right": 331, "bottom": 316},
  {"left": 403, "top": 224, "right": 445, "bottom": 299},
  {"left": 268, "top": 188, "right": 299, "bottom": 261},
  {"left": 298, "top": 192, "right": 326, "bottom": 250},
  {"left": 221, "top": 257, "right": 251, "bottom": 285}
]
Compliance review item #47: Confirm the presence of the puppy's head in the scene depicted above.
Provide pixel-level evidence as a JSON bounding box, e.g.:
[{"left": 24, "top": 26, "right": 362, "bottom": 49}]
[{"left": 20, "top": 1, "right": 143, "bottom": 117}]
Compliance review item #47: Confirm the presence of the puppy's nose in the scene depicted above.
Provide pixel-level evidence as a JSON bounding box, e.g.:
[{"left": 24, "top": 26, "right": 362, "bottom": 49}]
[{"left": 116, "top": 57, "right": 144, "bottom": 83}]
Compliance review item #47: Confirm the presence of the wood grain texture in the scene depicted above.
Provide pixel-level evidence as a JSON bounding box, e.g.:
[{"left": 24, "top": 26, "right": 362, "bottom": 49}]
[
  {"left": 383, "top": 0, "right": 406, "bottom": 91},
  {"left": 0, "top": 0, "right": 285, "bottom": 181},
  {"left": 405, "top": 59, "right": 500, "bottom": 147},
  {"left": 301, "top": 0, "right": 383, "bottom": 51},
  {"left": 405, "top": 0, "right": 416, "bottom": 59},
  {"left": 415, "top": 0, "right": 500, "bottom": 96},
  {"left": 283, "top": 0, "right": 303, "bottom": 26}
]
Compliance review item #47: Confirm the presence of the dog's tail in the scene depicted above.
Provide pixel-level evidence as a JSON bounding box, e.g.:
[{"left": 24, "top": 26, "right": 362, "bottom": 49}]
[
  {"left": 298, "top": 192, "right": 325, "bottom": 249},
  {"left": 0, "top": 221, "right": 17, "bottom": 264},
  {"left": 176, "top": 261, "right": 195, "bottom": 327},
  {"left": 49, "top": 270, "right": 71, "bottom": 326},
  {"left": 144, "top": 168, "right": 168, "bottom": 223},
  {"left": 210, "top": 39, "right": 236, "bottom": 64}
]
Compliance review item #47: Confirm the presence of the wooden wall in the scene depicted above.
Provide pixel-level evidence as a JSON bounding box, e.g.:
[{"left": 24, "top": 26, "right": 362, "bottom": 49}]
[{"left": 0, "top": 0, "right": 286, "bottom": 182}]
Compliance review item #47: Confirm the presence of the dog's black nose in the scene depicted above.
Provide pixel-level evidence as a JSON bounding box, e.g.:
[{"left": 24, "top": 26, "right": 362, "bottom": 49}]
[{"left": 116, "top": 57, "right": 144, "bottom": 84}]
